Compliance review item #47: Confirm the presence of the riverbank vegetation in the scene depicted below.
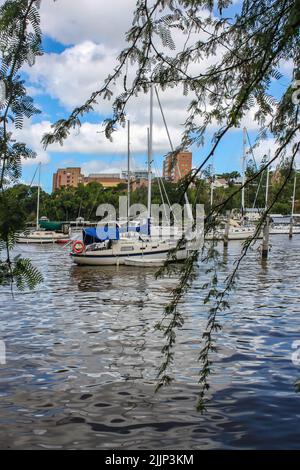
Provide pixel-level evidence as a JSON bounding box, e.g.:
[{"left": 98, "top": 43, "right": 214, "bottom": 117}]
[{"left": 5, "top": 165, "right": 300, "bottom": 224}]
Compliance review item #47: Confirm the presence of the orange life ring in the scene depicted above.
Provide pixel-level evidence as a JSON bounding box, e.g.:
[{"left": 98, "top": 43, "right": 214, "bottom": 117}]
[{"left": 72, "top": 240, "right": 85, "bottom": 254}]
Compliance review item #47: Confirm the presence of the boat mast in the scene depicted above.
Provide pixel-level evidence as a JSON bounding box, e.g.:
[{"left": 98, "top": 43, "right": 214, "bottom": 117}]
[
  {"left": 210, "top": 159, "right": 215, "bottom": 208},
  {"left": 147, "top": 86, "right": 153, "bottom": 221},
  {"left": 241, "top": 127, "right": 247, "bottom": 217},
  {"left": 154, "top": 86, "right": 193, "bottom": 220},
  {"left": 36, "top": 162, "right": 41, "bottom": 230},
  {"left": 127, "top": 120, "right": 131, "bottom": 227},
  {"left": 265, "top": 149, "right": 270, "bottom": 210},
  {"left": 210, "top": 182, "right": 214, "bottom": 208}
]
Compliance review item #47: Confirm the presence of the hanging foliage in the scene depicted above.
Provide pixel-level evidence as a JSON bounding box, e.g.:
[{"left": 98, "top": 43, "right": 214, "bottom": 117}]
[{"left": 0, "top": 0, "right": 44, "bottom": 290}]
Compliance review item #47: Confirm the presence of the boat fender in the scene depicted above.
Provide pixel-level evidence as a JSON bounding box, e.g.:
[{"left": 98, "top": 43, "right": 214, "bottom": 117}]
[{"left": 72, "top": 240, "right": 85, "bottom": 254}]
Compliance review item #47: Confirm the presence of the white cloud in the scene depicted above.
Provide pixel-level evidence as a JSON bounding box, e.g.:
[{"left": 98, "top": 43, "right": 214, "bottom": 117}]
[
  {"left": 26, "top": 41, "right": 117, "bottom": 110},
  {"left": 279, "top": 59, "right": 294, "bottom": 79},
  {"left": 23, "top": 0, "right": 270, "bottom": 152},
  {"left": 21, "top": 0, "right": 291, "bottom": 172},
  {"left": 25, "top": 39, "right": 196, "bottom": 130},
  {"left": 81, "top": 159, "right": 124, "bottom": 176},
  {"left": 25, "top": 37, "right": 265, "bottom": 144},
  {"left": 13, "top": 118, "right": 180, "bottom": 162},
  {"left": 40, "top": 0, "right": 137, "bottom": 48},
  {"left": 12, "top": 120, "right": 51, "bottom": 166}
]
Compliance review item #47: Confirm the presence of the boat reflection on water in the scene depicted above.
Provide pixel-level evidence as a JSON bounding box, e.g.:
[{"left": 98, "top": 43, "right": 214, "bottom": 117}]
[{"left": 1, "top": 237, "right": 300, "bottom": 449}]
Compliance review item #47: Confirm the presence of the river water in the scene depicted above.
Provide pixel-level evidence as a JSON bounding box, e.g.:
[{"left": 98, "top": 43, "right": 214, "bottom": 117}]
[{"left": 0, "top": 235, "right": 299, "bottom": 449}]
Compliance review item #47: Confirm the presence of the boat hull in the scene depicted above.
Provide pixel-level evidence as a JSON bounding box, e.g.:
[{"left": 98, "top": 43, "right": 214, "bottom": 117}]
[
  {"left": 71, "top": 246, "right": 189, "bottom": 266},
  {"left": 16, "top": 231, "right": 67, "bottom": 244},
  {"left": 270, "top": 228, "right": 300, "bottom": 235},
  {"left": 206, "top": 229, "right": 263, "bottom": 241}
]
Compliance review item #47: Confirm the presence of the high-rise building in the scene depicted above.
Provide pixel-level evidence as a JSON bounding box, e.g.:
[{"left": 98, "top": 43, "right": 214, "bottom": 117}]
[
  {"left": 52, "top": 167, "right": 84, "bottom": 192},
  {"left": 163, "top": 151, "right": 192, "bottom": 182}
]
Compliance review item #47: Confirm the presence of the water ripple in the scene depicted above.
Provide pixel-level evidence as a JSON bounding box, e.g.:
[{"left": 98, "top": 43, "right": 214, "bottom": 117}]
[{"left": 0, "top": 236, "right": 300, "bottom": 449}]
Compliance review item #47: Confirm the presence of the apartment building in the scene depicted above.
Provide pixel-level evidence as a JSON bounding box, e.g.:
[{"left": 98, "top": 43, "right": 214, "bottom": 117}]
[
  {"left": 162, "top": 151, "right": 192, "bottom": 182},
  {"left": 52, "top": 167, "right": 84, "bottom": 192}
]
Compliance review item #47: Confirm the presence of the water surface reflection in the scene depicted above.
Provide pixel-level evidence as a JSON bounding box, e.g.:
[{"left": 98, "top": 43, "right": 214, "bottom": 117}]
[{"left": 0, "top": 237, "right": 300, "bottom": 449}]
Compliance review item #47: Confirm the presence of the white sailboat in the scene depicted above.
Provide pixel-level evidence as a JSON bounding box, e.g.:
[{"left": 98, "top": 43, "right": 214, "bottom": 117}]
[
  {"left": 71, "top": 88, "right": 200, "bottom": 266},
  {"left": 17, "top": 231, "right": 67, "bottom": 244},
  {"left": 17, "top": 163, "right": 67, "bottom": 244},
  {"left": 71, "top": 234, "right": 192, "bottom": 266},
  {"left": 206, "top": 128, "right": 262, "bottom": 241},
  {"left": 270, "top": 224, "right": 300, "bottom": 235},
  {"left": 227, "top": 128, "right": 262, "bottom": 239},
  {"left": 270, "top": 172, "right": 299, "bottom": 235},
  {"left": 206, "top": 223, "right": 263, "bottom": 241}
]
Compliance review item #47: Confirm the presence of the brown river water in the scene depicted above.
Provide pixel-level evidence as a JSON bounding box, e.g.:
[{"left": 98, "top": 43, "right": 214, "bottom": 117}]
[{"left": 0, "top": 235, "right": 299, "bottom": 449}]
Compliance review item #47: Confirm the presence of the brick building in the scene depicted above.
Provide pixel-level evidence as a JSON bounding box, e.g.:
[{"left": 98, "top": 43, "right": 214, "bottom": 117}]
[
  {"left": 52, "top": 168, "right": 124, "bottom": 191},
  {"left": 52, "top": 167, "right": 84, "bottom": 192},
  {"left": 84, "top": 174, "right": 122, "bottom": 188},
  {"left": 163, "top": 151, "right": 192, "bottom": 182}
]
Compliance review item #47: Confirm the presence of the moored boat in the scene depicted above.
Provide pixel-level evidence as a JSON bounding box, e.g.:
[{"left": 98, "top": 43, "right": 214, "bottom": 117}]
[
  {"left": 16, "top": 164, "right": 70, "bottom": 245},
  {"left": 17, "top": 230, "right": 67, "bottom": 244},
  {"left": 71, "top": 231, "right": 195, "bottom": 266},
  {"left": 206, "top": 225, "right": 263, "bottom": 241},
  {"left": 270, "top": 224, "right": 300, "bottom": 235}
]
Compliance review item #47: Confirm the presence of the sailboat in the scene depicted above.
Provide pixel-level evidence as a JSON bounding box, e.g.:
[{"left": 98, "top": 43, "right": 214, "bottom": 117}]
[
  {"left": 17, "top": 163, "right": 67, "bottom": 244},
  {"left": 206, "top": 128, "right": 263, "bottom": 241},
  {"left": 71, "top": 88, "right": 201, "bottom": 266},
  {"left": 270, "top": 172, "right": 300, "bottom": 235}
]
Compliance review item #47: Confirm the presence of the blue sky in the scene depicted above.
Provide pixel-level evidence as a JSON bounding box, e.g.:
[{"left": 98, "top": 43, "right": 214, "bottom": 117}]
[{"left": 18, "top": 0, "right": 293, "bottom": 193}]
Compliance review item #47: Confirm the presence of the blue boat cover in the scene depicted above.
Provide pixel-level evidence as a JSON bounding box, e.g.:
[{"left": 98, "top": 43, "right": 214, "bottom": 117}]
[{"left": 83, "top": 221, "right": 150, "bottom": 245}]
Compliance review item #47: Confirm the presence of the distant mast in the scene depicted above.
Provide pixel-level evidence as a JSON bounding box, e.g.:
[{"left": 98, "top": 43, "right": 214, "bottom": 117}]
[
  {"left": 154, "top": 85, "right": 193, "bottom": 220},
  {"left": 147, "top": 86, "right": 153, "bottom": 222},
  {"left": 265, "top": 149, "right": 271, "bottom": 210},
  {"left": 292, "top": 172, "right": 297, "bottom": 217},
  {"left": 210, "top": 159, "right": 215, "bottom": 208},
  {"left": 210, "top": 180, "right": 214, "bottom": 208},
  {"left": 241, "top": 127, "right": 247, "bottom": 217},
  {"left": 36, "top": 162, "right": 41, "bottom": 230},
  {"left": 127, "top": 120, "right": 131, "bottom": 227}
]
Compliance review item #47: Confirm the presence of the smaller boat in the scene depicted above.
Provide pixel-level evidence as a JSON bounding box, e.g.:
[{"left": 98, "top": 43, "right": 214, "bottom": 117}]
[
  {"left": 17, "top": 231, "right": 67, "bottom": 244},
  {"left": 270, "top": 224, "right": 300, "bottom": 235},
  {"left": 17, "top": 164, "right": 69, "bottom": 245},
  {"left": 206, "top": 224, "right": 263, "bottom": 241},
  {"left": 124, "top": 257, "right": 165, "bottom": 267}
]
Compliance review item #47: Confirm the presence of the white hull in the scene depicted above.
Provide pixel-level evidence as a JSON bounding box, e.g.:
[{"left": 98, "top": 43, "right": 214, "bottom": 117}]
[
  {"left": 71, "top": 241, "right": 193, "bottom": 266},
  {"left": 72, "top": 248, "right": 188, "bottom": 266},
  {"left": 270, "top": 227, "right": 300, "bottom": 235},
  {"left": 227, "top": 230, "right": 263, "bottom": 240},
  {"left": 206, "top": 228, "right": 263, "bottom": 241}
]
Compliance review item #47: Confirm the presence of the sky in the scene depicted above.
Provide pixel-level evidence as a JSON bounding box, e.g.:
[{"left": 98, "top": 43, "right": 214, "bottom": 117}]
[{"left": 12, "top": 0, "right": 295, "bottom": 193}]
